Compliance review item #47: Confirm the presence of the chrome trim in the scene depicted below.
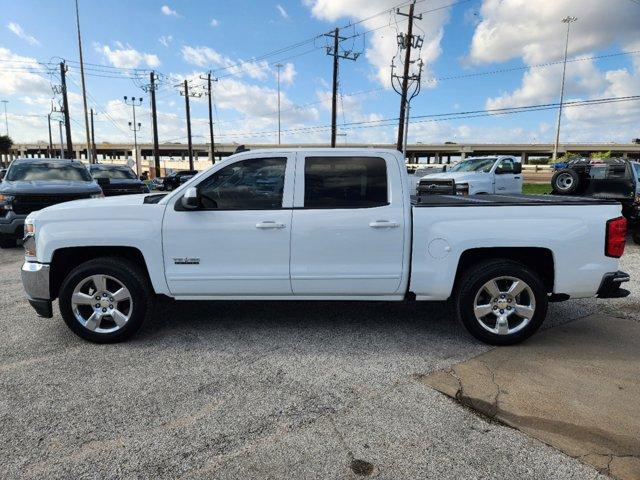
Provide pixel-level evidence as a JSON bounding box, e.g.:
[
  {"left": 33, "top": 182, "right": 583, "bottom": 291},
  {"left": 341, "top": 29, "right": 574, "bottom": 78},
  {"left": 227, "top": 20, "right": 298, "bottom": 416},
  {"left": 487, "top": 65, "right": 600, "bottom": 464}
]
[{"left": 21, "top": 262, "right": 51, "bottom": 300}]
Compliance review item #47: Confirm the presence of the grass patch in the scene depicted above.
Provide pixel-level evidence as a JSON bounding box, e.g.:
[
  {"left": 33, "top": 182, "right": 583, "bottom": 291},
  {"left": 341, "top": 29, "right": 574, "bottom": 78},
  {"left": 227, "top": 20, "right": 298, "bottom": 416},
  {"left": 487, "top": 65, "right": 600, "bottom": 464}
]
[{"left": 523, "top": 183, "right": 552, "bottom": 195}]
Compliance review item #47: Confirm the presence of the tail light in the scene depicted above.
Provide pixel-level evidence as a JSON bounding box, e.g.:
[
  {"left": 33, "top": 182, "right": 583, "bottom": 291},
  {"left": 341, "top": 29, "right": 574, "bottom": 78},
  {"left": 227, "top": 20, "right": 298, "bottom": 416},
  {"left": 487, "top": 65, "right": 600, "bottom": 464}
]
[{"left": 605, "top": 217, "right": 627, "bottom": 258}]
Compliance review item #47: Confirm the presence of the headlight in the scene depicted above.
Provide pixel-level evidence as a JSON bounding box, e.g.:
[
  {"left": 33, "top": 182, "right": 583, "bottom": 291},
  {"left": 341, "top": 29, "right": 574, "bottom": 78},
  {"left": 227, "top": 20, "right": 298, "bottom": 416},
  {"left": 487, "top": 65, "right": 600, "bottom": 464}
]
[
  {"left": 0, "top": 193, "right": 14, "bottom": 210},
  {"left": 24, "top": 220, "right": 36, "bottom": 259},
  {"left": 455, "top": 183, "right": 470, "bottom": 196}
]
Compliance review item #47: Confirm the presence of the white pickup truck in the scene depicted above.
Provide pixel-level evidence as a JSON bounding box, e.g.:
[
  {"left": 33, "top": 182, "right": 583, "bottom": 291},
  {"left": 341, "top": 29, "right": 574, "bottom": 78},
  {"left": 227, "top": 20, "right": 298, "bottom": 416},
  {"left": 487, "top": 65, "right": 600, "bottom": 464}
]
[
  {"left": 21, "top": 148, "right": 630, "bottom": 345},
  {"left": 416, "top": 156, "right": 523, "bottom": 195}
]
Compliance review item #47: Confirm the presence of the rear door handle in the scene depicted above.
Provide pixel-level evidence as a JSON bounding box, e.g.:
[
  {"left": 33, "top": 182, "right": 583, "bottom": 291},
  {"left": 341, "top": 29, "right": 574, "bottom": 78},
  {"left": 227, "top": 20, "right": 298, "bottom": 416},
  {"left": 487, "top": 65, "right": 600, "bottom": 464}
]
[
  {"left": 369, "top": 220, "right": 399, "bottom": 228},
  {"left": 256, "top": 221, "right": 286, "bottom": 229},
  {"left": 514, "top": 176, "right": 521, "bottom": 179}
]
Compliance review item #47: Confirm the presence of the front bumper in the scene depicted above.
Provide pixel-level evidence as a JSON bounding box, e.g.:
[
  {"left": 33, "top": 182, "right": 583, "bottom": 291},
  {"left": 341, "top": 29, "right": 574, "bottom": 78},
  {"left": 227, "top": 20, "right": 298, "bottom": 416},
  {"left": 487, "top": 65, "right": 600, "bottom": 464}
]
[
  {"left": 0, "top": 211, "right": 26, "bottom": 237},
  {"left": 596, "top": 271, "right": 631, "bottom": 299},
  {"left": 21, "top": 261, "right": 53, "bottom": 318}
]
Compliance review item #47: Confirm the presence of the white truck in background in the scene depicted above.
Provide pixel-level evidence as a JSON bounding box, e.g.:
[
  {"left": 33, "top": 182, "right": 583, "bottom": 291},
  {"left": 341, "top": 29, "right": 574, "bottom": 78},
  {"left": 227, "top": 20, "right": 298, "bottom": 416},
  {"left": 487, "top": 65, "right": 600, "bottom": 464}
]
[
  {"left": 21, "top": 149, "right": 629, "bottom": 345},
  {"left": 416, "top": 156, "right": 523, "bottom": 195}
]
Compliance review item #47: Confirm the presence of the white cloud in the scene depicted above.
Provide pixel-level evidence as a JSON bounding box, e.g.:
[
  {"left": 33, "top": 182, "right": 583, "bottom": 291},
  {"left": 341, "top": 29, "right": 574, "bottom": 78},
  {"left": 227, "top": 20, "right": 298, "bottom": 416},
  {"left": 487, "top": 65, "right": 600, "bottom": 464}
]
[
  {"left": 181, "top": 46, "right": 270, "bottom": 80},
  {"left": 161, "top": 5, "right": 179, "bottom": 17},
  {"left": 210, "top": 18, "right": 220, "bottom": 27},
  {"left": 95, "top": 43, "right": 161, "bottom": 69},
  {"left": 0, "top": 48, "right": 50, "bottom": 97},
  {"left": 159, "top": 35, "right": 173, "bottom": 47},
  {"left": 7, "top": 22, "right": 40, "bottom": 46},
  {"left": 279, "top": 63, "right": 296, "bottom": 85},
  {"left": 303, "top": 0, "right": 451, "bottom": 87},
  {"left": 276, "top": 4, "right": 289, "bottom": 19}
]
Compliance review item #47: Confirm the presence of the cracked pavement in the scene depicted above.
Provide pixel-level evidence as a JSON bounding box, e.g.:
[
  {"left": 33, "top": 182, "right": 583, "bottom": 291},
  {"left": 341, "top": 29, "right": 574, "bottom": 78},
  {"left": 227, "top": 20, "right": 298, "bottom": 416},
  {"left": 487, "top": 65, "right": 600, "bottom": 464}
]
[{"left": 0, "top": 243, "right": 637, "bottom": 479}]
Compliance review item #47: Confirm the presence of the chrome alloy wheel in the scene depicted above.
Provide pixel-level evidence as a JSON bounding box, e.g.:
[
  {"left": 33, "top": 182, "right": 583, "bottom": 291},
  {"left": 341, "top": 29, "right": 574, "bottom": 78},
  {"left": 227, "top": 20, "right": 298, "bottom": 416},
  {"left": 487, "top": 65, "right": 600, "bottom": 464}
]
[
  {"left": 71, "top": 275, "right": 133, "bottom": 333},
  {"left": 555, "top": 172, "right": 574, "bottom": 191},
  {"left": 473, "top": 276, "right": 536, "bottom": 336}
]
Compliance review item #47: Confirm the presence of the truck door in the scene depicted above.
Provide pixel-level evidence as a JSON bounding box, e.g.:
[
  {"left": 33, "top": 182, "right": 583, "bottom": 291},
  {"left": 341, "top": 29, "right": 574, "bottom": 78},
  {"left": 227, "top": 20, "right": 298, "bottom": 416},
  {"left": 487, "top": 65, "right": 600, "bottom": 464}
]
[
  {"left": 289, "top": 153, "right": 406, "bottom": 296},
  {"left": 162, "top": 154, "right": 295, "bottom": 296},
  {"left": 494, "top": 157, "right": 522, "bottom": 194}
]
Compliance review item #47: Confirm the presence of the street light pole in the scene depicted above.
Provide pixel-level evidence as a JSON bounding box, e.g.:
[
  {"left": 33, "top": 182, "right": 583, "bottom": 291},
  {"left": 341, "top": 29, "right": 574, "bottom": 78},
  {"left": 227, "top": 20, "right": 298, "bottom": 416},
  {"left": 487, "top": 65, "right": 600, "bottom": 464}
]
[
  {"left": 275, "top": 63, "right": 283, "bottom": 145},
  {"left": 1, "top": 100, "right": 8, "bottom": 136},
  {"left": 124, "top": 96, "right": 143, "bottom": 175},
  {"left": 553, "top": 16, "right": 577, "bottom": 161}
]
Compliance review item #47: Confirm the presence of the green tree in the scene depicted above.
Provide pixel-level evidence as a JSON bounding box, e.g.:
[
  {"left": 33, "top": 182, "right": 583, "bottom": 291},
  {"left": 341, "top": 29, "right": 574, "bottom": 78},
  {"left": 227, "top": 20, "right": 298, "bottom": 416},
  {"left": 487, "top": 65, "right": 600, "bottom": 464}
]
[
  {"left": 0, "top": 135, "right": 12, "bottom": 154},
  {"left": 590, "top": 151, "right": 612, "bottom": 159}
]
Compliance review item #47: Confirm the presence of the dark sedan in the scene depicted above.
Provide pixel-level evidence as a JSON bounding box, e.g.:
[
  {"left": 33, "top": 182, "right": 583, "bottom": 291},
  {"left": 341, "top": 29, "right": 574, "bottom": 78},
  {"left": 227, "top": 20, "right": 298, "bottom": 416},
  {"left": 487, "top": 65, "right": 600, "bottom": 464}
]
[{"left": 89, "top": 164, "right": 150, "bottom": 196}]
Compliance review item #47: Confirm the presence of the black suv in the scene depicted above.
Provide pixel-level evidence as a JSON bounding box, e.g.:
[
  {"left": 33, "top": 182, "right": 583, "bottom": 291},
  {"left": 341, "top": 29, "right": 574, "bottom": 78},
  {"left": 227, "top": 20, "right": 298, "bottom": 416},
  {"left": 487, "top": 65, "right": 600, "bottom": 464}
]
[
  {"left": 161, "top": 170, "right": 198, "bottom": 191},
  {"left": 0, "top": 159, "right": 103, "bottom": 248},
  {"left": 89, "top": 164, "right": 150, "bottom": 196}
]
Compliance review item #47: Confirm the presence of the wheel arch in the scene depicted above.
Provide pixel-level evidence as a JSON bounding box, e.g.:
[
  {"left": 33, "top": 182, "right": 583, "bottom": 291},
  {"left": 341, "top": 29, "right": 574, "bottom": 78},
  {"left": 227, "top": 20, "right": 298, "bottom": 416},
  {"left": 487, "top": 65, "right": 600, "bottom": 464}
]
[
  {"left": 49, "top": 246, "right": 154, "bottom": 300},
  {"left": 453, "top": 247, "right": 555, "bottom": 294}
]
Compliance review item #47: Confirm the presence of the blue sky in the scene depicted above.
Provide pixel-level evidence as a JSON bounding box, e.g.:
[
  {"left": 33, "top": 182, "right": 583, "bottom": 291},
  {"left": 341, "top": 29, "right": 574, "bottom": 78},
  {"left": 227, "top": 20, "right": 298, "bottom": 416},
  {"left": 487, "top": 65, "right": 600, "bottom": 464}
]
[{"left": 1, "top": 0, "right": 639, "bottom": 146}]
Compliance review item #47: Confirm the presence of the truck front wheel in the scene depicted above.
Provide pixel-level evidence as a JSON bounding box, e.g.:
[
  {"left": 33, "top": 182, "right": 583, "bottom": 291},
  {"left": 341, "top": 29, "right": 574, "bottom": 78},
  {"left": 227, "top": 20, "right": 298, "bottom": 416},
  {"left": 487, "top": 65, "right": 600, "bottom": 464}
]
[
  {"left": 58, "top": 257, "right": 153, "bottom": 343},
  {"left": 455, "top": 260, "right": 548, "bottom": 345}
]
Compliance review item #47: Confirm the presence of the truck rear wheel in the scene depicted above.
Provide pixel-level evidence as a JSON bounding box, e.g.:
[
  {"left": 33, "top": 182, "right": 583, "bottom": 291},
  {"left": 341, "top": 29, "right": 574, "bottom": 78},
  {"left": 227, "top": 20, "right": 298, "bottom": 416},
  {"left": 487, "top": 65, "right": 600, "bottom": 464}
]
[
  {"left": 58, "top": 257, "right": 153, "bottom": 343},
  {"left": 455, "top": 260, "right": 548, "bottom": 345},
  {"left": 551, "top": 169, "right": 580, "bottom": 194}
]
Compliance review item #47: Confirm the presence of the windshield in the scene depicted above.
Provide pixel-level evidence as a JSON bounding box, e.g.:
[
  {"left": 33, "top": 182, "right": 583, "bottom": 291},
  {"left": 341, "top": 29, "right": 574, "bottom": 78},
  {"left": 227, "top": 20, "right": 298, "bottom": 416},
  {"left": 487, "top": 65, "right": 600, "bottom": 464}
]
[
  {"left": 449, "top": 158, "right": 496, "bottom": 173},
  {"left": 90, "top": 165, "right": 137, "bottom": 180},
  {"left": 6, "top": 162, "right": 92, "bottom": 182}
]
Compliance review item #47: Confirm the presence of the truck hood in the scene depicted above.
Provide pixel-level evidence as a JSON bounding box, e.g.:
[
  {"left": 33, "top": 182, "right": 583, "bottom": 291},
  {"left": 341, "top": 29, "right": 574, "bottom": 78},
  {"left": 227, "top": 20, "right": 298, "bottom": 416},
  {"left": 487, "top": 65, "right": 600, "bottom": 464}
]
[
  {"left": 420, "top": 172, "right": 490, "bottom": 183},
  {"left": 0, "top": 180, "right": 102, "bottom": 195},
  {"left": 30, "top": 194, "right": 154, "bottom": 221}
]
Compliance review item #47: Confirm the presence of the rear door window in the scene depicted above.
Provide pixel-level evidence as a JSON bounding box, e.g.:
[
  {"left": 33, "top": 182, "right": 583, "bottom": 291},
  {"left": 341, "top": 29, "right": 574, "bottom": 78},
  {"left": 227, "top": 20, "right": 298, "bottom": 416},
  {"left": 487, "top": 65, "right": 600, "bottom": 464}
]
[{"left": 304, "top": 156, "right": 387, "bottom": 209}]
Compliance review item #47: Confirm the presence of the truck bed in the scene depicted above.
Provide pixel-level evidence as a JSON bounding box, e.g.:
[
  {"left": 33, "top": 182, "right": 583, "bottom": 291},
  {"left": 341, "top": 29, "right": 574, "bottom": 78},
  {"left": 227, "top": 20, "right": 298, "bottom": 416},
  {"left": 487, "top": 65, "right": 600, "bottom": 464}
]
[{"left": 411, "top": 193, "right": 619, "bottom": 207}]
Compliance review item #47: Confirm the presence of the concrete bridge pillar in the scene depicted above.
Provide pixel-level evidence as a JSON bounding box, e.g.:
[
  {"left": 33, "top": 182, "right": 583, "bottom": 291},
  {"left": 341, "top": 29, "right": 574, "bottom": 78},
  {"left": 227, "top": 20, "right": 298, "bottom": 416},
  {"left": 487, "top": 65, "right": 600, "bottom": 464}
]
[{"left": 521, "top": 152, "right": 529, "bottom": 164}]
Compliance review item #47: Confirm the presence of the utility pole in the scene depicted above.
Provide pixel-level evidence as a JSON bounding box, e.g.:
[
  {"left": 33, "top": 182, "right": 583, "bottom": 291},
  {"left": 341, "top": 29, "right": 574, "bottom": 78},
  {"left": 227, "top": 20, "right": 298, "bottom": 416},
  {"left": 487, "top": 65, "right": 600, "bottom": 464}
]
[
  {"left": 324, "top": 28, "right": 359, "bottom": 147},
  {"left": 47, "top": 113, "right": 53, "bottom": 158},
  {"left": 75, "top": 0, "right": 92, "bottom": 163},
  {"left": 553, "top": 16, "right": 578, "bottom": 161},
  {"left": 402, "top": 59, "right": 424, "bottom": 156},
  {"left": 0, "top": 100, "right": 8, "bottom": 136},
  {"left": 90, "top": 108, "right": 97, "bottom": 161},
  {"left": 149, "top": 72, "right": 161, "bottom": 176},
  {"left": 275, "top": 64, "right": 283, "bottom": 145},
  {"left": 124, "top": 96, "right": 143, "bottom": 175},
  {"left": 60, "top": 62, "right": 74, "bottom": 158},
  {"left": 393, "top": 1, "right": 423, "bottom": 152},
  {"left": 58, "top": 121, "right": 65, "bottom": 159},
  {"left": 177, "top": 79, "right": 201, "bottom": 170},
  {"left": 199, "top": 71, "right": 217, "bottom": 163}
]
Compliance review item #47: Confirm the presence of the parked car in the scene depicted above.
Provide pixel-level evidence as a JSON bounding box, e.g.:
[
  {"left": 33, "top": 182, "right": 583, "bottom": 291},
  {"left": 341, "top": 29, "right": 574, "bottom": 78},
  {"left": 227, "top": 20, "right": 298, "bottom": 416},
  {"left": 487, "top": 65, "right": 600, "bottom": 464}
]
[
  {"left": 22, "top": 149, "right": 629, "bottom": 345},
  {"left": 0, "top": 159, "right": 103, "bottom": 248},
  {"left": 162, "top": 170, "right": 198, "bottom": 191},
  {"left": 417, "top": 156, "right": 522, "bottom": 195},
  {"left": 150, "top": 176, "right": 164, "bottom": 191},
  {"left": 551, "top": 158, "right": 640, "bottom": 244},
  {"left": 88, "top": 164, "right": 150, "bottom": 196}
]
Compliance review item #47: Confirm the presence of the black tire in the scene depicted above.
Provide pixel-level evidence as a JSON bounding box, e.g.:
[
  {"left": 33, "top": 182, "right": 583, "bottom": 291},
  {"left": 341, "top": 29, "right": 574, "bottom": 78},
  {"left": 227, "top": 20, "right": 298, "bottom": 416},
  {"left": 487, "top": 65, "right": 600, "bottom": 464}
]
[
  {"left": 0, "top": 236, "right": 16, "bottom": 248},
  {"left": 551, "top": 168, "right": 580, "bottom": 194},
  {"left": 455, "top": 260, "right": 548, "bottom": 346},
  {"left": 59, "top": 257, "right": 153, "bottom": 343}
]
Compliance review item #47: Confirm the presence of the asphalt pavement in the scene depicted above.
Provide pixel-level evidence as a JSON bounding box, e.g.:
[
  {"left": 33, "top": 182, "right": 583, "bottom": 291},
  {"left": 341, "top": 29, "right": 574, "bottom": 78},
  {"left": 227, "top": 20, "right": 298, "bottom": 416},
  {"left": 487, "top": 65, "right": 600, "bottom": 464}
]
[{"left": 1, "top": 242, "right": 636, "bottom": 479}]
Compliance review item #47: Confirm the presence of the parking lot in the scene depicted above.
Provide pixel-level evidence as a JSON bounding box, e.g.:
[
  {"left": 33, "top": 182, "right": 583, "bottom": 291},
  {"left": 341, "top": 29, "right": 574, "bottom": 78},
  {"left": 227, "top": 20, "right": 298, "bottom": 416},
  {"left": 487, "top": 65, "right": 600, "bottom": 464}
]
[{"left": 0, "top": 243, "right": 637, "bottom": 479}]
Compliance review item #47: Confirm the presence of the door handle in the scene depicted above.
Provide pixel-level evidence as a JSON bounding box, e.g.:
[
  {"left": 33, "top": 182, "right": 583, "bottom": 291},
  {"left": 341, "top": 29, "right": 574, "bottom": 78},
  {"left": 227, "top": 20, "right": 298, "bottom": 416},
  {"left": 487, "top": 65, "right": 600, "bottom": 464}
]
[
  {"left": 514, "top": 176, "right": 521, "bottom": 179},
  {"left": 369, "top": 220, "right": 399, "bottom": 228},
  {"left": 256, "top": 221, "right": 286, "bottom": 229}
]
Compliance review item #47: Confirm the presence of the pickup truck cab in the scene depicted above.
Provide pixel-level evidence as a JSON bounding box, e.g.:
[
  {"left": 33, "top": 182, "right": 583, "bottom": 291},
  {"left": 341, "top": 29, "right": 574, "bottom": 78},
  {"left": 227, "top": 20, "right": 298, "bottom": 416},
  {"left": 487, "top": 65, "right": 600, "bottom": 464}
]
[
  {"left": 88, "top": 164, "right": 150, "bottom": 196},
  {"left": 21, "top": 149, "right": 630, "bottom": 345},
  {"left": 417, "top": 156, "right": 523, "bottom": 195},
  {"left": 0, "top": 158, "right": 103, "bottom": 248}
]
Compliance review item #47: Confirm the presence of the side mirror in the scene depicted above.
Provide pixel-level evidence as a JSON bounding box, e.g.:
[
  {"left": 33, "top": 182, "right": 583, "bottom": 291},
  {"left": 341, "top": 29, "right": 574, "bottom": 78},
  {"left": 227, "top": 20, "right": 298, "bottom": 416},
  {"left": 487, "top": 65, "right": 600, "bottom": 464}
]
[
  {"left": 96, "top": 177, "right": 110, "bottom": 187},
  {"left": 513, "top": 163, "right": 522, "bottom": 174},
  {"left": 181, "top": 187, "right": 200, "bottom": 210},
  {"left": 0, "top": 171, "right": 5, "bottom": 181}
]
